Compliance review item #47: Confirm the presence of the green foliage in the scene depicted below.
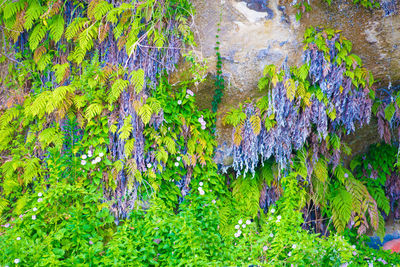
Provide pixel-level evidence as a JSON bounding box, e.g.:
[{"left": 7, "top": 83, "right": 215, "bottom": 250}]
[{"left": 212, "top": 6, "right": 224, "bottom": 113}]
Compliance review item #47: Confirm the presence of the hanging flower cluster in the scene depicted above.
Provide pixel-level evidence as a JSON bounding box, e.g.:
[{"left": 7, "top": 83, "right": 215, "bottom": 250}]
[{"left": 224, "top": 27, "right": 374, "bottom": 175}]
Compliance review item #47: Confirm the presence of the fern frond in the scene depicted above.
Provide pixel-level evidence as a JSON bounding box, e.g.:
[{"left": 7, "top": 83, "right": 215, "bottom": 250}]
[
  {"left": 37, "top": 53, "right": 51, "bottom": 71},
  {"left": 52, "top": 62, "right": 70, "bottom": 84},
  {"left": 38, "top": 127, "right": 63, "bottom": 150},
  {"left": 0, "top": 107, "right": 20, "bottom": 129},
  {"left": 118, "top": 116, "right": 133, "bottom": 140},
  {"left": 49, "top": 14, "right": 64, "bottom": 43},
  {"left": 249, "top": 115, "right": 261, "bottom": 135},
  {"left": 65, "top": 17, "right": 88, "bottom": 40},
  {"left": 3, "top": 1, "right": 25, "bottom": 20},
  {"left": 0, "top": 197, "right": 9, "bottom": 215},
  {"left": 29, "top": 23, "right": 47, "bottom": 51},
  {"left": 331, "top": 188, "right": 352, "bottom": 233},
  {"left": 163, "top": 136, "right": 176, "bottom": 154},
  {"left": 23, "top": 157, "right": 41, "bottom": 185},
  {"left": 130, "top": 68, "right": 145, "bottom": 94},
  {"left": 93, "top": 0, "right": 113, "bottom": 21},
  {"left": 108, "top": 78, "right": 129, "bottom": 103},
  {"left": 124, "top": 138, "right": 135, "bottom": 155},
  {"left": 85, "top": 102, "right": 103, "bottom": 121},
  {"left": 138, "top": 104, "right": 153, "bottom": 125},
  {"left": 313, "top": 157, "right": 328, "bottom": 183}
]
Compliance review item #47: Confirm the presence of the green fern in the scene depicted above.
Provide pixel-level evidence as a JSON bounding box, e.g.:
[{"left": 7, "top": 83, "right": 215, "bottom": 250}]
[
  {"left": 109, "top": 78, "right": 129, "bottom": 103},
  {"left": 49, "top": 14, "right": 64, "bottom": 43},
  {"left": 130, "top": 69, "right": 145, "bottom": 94},
  {"left": 118, "top": 116, "right": 133, "bottom": 140},
  {"left": 331, "top": 188, "right": 352, "bottom": 233},
  {"left": 29, "top": 24, "right": 47, "bottom": 51},
  {"left": 138, "top": 104, "right": 153, "bottom": 125},
  {"left": 24, "top": 0, "right": 43, "bottom": 30}
]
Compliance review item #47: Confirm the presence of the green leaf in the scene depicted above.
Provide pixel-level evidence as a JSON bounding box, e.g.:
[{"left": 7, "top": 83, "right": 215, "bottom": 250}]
[{"left": 384, "top": 102, "right": 395, "bottom": 121}]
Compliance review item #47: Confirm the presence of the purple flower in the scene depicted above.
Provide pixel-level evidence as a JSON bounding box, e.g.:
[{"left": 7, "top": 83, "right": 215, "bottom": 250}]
[{"left": 89, "top": 240, "right": 94, "bottom": 245}]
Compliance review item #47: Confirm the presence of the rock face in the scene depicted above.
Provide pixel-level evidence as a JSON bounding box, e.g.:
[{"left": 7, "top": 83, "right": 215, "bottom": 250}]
[{"left": 190, "top": 0, "right": 400, "bottom": 165}]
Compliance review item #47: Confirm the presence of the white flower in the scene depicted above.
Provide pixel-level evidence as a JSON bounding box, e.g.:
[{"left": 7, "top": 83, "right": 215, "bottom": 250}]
[
  {"left": 187, "top": 89, "right": 194, "bottom": 96},
  {"left": 276, "top": 219, "right": 280, "bottom": 223},
  {"left": 99, "top": 152, "right": 104, "bottom": 157},
  {"left": 81, "top": 154, "right": 87, "bottom": 160},
  {"left": 95, "top": 156, "right": 101, "bottom": 162},
  {"left": 277, "top": 215, "right": 281, "bottom": 220},
  {"left": 238, "top": 219, "right": 243, "bottom": 225},
  {"left": 147, "top": 163, "right": 152, "bottom": 168},
  {"left": 16, "top": 237, "right": 21, "bottom": 241},
  {"left": 198, "top": 117, "right": 204, "bottom": 123},
  {"left": 199, "top": 190, "right": 205, "bottom": 195},
  {"left": 270, "top": 208, "right": 275, "bottom": 214},
  {"left": 352, "top": 245, "right": 356, "bottom": 249},
  {"left": 201, "top": 125, "right": 206, "bottom": 130},
  {"left": 4, "top": 223, "right": 9, "bottom": 228},
  {"left": 38, "top": 192, "right": 42, "bottom": 197},
  {"left": 33, "top": 207, "right": 37, "bottom": 212},
  {"left": 177, "top": 156, "right": 181, "bottom": 161},
  {"left": 186, "top": 95, "right": 189, "bottom": 99},
  {"left": 174, "top": 162, "right": 179, "bottom": 167},
  {"left": 91, "top": 159, "right": 96, "bottom": 164},
  {"left": 88, "top": 150, "right": 93, "bottom": 157},
  {"left": 198, "top": 187, "right": 203, "bottom": 191},
  {"left": 288, "top": 252, "right": 292, "bottom": 257},
  {"left": 212, "top": 199, "right": 216, "bottom": 204},
  {"left": 263, "top": 245, "right": 268, "bottom": 252},
  {"left": 177, "top": 100, "right": 182, "bottom": 105},
  {"left": 269, "top": 233, "right": 274, "bottom": 238},
  {"left": 200, "top": 120, "right": 206, "bottom": 126},
  {"left": 37, "top": 198, "right": 43, "bottom": 202},
  {"left": 199, "top": 182, "right": 203, "bottom": 186},
  {"left": 14, "top": 259, "right": 20, "bottom": 264},
  {"left": 235, "top": 225, "right": 240, "bottom": 229},
  {"left": 292, "top": 244, "right": 297, "bottom": 249},
  {"left": 81, "top": 160, "right": 87, "bottom": 166},
  {"left": 237, "top": 230, "right": 242, "bottom": 236},
  {"left": 234, "top": 232, "right": 239, "bottom": 238},
  {"left": 246, "top": 220, "right": 251, "bottom": 225},
  {"left": 32, "top": 215, "right": 36, "bottom": 220},
  {"left": 242, "top": 224, "right": 246, "bottom": 229}
]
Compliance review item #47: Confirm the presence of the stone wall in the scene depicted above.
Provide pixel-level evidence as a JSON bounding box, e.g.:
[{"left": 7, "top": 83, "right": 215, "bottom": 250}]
[{"left": 189, "top": 0, "right": 400, "bottom": 165}]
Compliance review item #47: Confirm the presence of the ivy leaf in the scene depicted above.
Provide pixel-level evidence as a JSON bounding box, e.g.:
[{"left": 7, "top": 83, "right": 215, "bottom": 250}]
[{"left": 384, "top": 102, "right": 395, "bottom": 122}]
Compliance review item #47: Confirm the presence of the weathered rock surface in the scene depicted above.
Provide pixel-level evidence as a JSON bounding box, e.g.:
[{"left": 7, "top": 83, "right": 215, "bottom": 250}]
[{"left": 190, "top": 0, "right": 400, "bottom": 165}]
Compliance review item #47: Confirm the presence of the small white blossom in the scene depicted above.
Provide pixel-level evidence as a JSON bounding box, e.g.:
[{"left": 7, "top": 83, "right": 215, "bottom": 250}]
[
  {"left": 177, "top": 156, "right": 181, "bottom": 161},
  {"left": 288, "top": 252, "right": 292, "bottom": 257},
  {"left": 269, "top": 233, "right": 274, "bottom": 238},
  {"left": 352, "top": 245, "right": 356, "bottom": 249},
  {"left": 81, "top": 160, "right": 87, "bottom": 166},
  {"left": 33, "top": 207, "right": 37, "bottom": 212},
  {"left": 201, "top": 125, "right": 206, "bottom": 130},
  {"left": 32, "top": 215, "right": 36, "bottom": 220},
  {"left": 37, "top": 198, "right": 43, "bottom": 203},
  {"left": 147, "top": 163, "right": 152, "bottom": 168},
  {"left": 235, "top": 225, "right": 240, "bottom": 230},
  {"left": 38, "top": 192, "right": 42, "bottom": 197},
  {"left": 246, "top": 220, "right": 251, "bottom": 225},
  {"left": 81, "top": 154, "right": 87, "bottom": 160},
  {"left": 276, "top": 219, "right": 280, "bottom": 223},
  {"left": 270, "top": 208, "right": 275, "bottom": 214},
  {"left": 16, "top": 237, "right": 21, "bottom": 241},
  {"left": 277, "top": 215, "right": 281, "bottom": 220},
  {"left": 199, "top": 182, "right": 203, "bottom": 186},
  {"left": 234, "top": 232, "right": 239, "bottom": 238},
  {"left": 177, "top": 100, "right": 182, "bottom": 105},
  {"left": 198, "top": 187, "right": 203, "bottom": 191},
  {"left": 242, "top": 224, "right": 246, "bottom": 229},
  {"left": 95, "top": 156, "right": 101, "bottom": 162},
  {"left": 198, "top": 117, "right": 204, "bottom": 123},
  {"left": 199, "top": 190, "right": 205, "bottom": 195},
  {"left": 237, "top": 230, "right": 242, "bottom": 236},
  {"left": 99, "top": 152, "right": 104, "bottom": 157},
  {"left": 292, "top": 244, "right": 297, "bottom": 249},
  {"left": 186, "top": 95, "right": 189, "bottom": 99},
  {"left": 4, "top": 223, "right": 10, "bottom": 228},
  {"left": 263, "top": 246, "right": 268, "bottom": 252},
  {"left": 14, "top": 259, "right": 20, "bottom": 264},
  {"left": 174, "top": 162, "right": 179, "bottom": 167},
  {"left": 212, "top": 199, "right": 216, "bottom": 204},
  {"left": 238, "top": 219, "right": 243, "bottom": 225},
  {"left": 91, "top": 160, "right": 96, "bottom": 164},
  {"left": 187, "top": 89, "right": 194, "bottom": 96},
  {"left": 88, "top": 150, "right": 93, "bottom": 157}
]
